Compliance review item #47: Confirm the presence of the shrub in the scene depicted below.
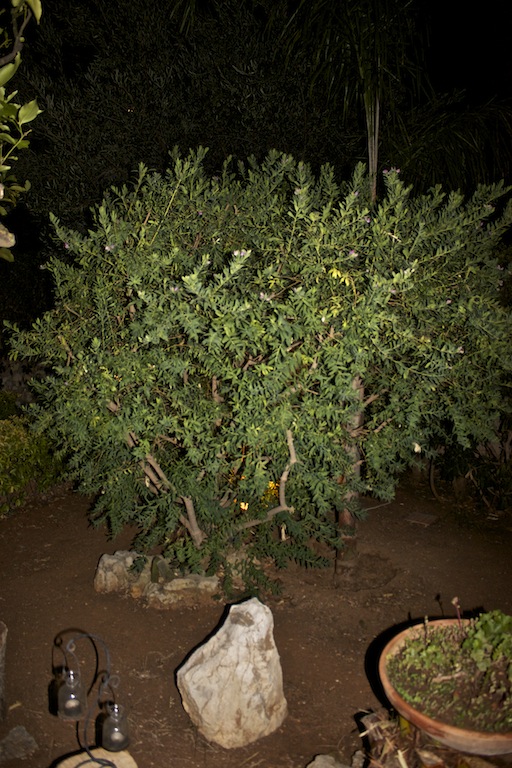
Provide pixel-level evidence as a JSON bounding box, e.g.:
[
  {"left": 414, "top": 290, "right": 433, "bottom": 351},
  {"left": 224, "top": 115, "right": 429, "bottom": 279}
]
[
  {"left": 8, "top": 149, "right": 512, "bottom": 584},
  {"left": 0, "top": 390, "right": 18, "bottom": 419},
  {"left": 0, "top": 415, "right": 63, "bottom": 515}
]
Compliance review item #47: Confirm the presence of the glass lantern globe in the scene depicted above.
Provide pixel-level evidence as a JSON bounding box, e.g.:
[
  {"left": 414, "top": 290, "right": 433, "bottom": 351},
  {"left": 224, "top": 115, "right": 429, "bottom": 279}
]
[
  {"left": 102, "top": 702, "right": 130, "bottom": 752},
  {"left": 58, "top": 669, "right": 87, "bottom": 720}
]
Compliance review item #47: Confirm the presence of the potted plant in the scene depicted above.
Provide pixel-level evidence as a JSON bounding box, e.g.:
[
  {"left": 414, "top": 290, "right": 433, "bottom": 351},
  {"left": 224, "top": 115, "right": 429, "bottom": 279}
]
[{"left": 378, "top": 600, "right": 512, "bottom": 755}]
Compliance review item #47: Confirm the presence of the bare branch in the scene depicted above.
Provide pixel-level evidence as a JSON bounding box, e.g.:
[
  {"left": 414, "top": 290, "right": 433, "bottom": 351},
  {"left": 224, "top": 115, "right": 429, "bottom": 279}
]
[
  {"left": 236, "top": 428, "right": 297, "bottom": 532},
  {"left": 279, "top": 428, "right": 297, "bottom": 507},
  {"left": 155, "top": 434, "right": 179, "bottom": 445},
  {"left": 242, "top": 354, "right": 263, "bottom": 371},
  {"left": 125, "top": 432, "right": 171, "bottom": 493},
  {"left": 179, "top": 496, "right": 206, "bottom": 547},
  {"left": 211, "top": 375, "right": 224, "bottom": 403},
  {"left": 57, "top": 335, "right": 74, "bottom": 365},
  {"left": 362, "top": 392, "right": 380, "bottom": 408},
  {"left": 237, "top": 504, "right": 291, "bottom": 531},
  {"left": 145, "top": 453, "right": 171, "bottom": 490},
  {"left": 218, "top": 490, "right": 235, "bottom": 508},
  {"left": 373, "top": 418, "right": 392, "bottom": 434},
  {"left": 0, "top": 8, "right": 33, "bottom": 68},
  {"left": 126, "top": 431, "right": 138, "bottom": 448},
  {"left": 124, "top": 428, "right": 206, "bottom": 547},
  {"left": 143, "top": 464, "right": 164, "bottom": 495}
]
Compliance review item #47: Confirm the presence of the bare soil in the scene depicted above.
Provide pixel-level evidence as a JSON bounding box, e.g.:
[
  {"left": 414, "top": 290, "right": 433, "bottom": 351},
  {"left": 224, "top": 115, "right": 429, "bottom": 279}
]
[{"left": 0, "top": 472, "right": 511, "bottom": 768}]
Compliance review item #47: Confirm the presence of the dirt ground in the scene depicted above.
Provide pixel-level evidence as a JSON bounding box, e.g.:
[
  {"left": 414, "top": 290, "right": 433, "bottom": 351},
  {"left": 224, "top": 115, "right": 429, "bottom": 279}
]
[{"left": 0, "top": 472, "right": 511, "bottom": 768}]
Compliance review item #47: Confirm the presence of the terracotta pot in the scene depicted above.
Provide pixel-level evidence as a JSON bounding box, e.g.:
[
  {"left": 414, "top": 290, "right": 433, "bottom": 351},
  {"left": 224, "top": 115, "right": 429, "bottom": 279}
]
[{"left": 378, "top": 619, "right": 512, "bottom": 756}]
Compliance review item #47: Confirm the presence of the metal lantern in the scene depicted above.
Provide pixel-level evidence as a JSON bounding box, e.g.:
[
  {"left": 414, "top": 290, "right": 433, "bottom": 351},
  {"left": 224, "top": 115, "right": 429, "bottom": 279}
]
[
  {"left": 102, "top": 703, "right": 130, "bottom": 752},
  {"left": 52, "top": 632, "right": 130, "bottom": 766},
  {"left": 57, "top": 668, "right": 87, "bottom": 721}
]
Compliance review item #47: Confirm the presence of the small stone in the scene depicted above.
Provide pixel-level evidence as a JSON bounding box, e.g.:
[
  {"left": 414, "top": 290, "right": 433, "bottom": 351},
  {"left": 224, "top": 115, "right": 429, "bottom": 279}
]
[
  {"left": 0, "top": 726, "right": 38, "bottom": 762},
  {"left": 94, "top": 551, "right": 148, "bottom": 594},
  {"left": 144, "top": 575, "right": 220, "bottom": 609},
  {"left": 94, "top": 551, "right": 219, "bottom": 608}
]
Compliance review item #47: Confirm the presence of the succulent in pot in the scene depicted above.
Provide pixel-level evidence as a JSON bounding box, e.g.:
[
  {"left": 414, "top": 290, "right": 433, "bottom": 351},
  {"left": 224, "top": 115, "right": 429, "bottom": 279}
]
[{"left": 378, "top": 601, "right": 512, "bottom": 755}]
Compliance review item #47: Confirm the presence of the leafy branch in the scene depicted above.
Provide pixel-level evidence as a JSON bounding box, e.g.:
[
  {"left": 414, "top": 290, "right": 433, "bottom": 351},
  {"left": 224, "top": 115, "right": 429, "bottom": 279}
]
[
  {"left": 0, "top": 1, "right": 39, "bottom": 68},
  {"left": 0, "top": 0, "right": 42, "bottom": 261},
  {"left": 238, "top": 429, "right": 297, "bottom": 531}
]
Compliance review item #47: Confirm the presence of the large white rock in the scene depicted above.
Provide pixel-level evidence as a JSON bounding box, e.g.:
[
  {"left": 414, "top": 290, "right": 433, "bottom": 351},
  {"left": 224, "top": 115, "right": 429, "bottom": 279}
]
[{"left": 176, "top": 597, "right": 287, "bottom": 748}]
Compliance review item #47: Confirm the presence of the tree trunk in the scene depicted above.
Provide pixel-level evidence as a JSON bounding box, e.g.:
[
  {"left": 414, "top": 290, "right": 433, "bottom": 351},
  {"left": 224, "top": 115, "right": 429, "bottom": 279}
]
[
  {"left": 365, "top": 91, "right": 380, "bottom": 204},
  {"left": 334, "top": 376, "right": 364, "bottom": 583}
]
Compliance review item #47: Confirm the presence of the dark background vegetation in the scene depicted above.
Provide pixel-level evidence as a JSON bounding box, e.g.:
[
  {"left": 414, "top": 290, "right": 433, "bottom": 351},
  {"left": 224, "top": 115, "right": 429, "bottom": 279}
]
[{"left": 1, "top": 0, "right": 511, "bottom": 330}]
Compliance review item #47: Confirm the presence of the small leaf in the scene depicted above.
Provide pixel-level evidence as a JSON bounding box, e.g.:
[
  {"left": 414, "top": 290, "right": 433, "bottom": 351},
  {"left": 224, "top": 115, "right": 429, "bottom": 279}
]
[
  {"left": 18, "top": 100, "right": 41, "bottom": 125},
  {"left": 0, "top": 103, "right": 21, "bottom": 119},
  {"left": 0, "top": 247, "right": 14, "bottom": 262},
  {"left": 26, "top": 0, "right": 43, "bottom": 22},
  {"left": 0, "top": 55, "right": 21, "bottom": 88}
]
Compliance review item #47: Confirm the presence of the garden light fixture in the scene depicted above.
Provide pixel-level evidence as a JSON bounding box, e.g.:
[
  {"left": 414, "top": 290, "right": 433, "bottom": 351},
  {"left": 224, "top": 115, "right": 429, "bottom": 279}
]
[
  {"left": 52, "top": 631, "right": 130, "bottom": 767},
  {"left": 101, "top": 703, "right": 130, "bottom": 752}
]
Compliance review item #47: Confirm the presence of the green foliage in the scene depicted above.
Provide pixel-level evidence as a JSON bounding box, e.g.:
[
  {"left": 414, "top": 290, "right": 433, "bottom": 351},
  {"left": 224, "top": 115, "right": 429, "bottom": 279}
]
[
  {"left": 463, "top": 610, "right": 512, "bottom": 674},
  {"left": 387, "top": 611, "right": 512, "bottom": 732},
  {"left": 7, "top": 149, "right": 512, "bottom": 582},
  {"left": 385, "top": 94, "right": 512, "bottom": 195},
  {"left": 431, "top": 414, "right": 512, "bottom": 512},
  {"left": 0, "top": 389, "right": 18, "bottom": 419},
  {"left": 0, "top": 0, "right": 42, "bottom": 261},
  {"left": 0, "top": 414, "right": 62, "bottom": 515}
]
